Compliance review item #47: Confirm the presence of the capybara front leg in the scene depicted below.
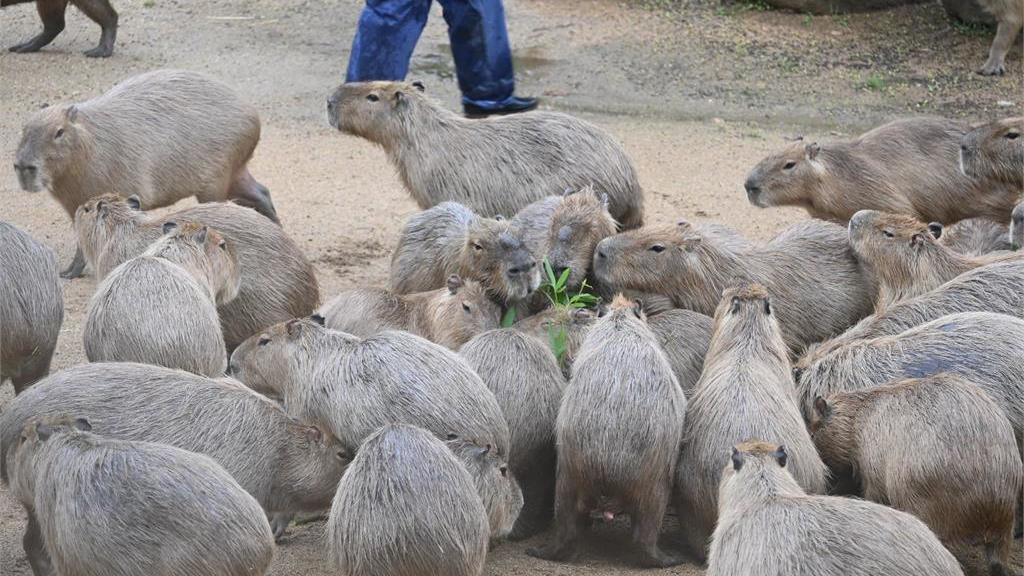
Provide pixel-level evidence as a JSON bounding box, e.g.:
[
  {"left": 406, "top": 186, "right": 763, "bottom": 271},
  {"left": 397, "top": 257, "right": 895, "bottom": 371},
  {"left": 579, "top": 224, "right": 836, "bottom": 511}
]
[
  {"left": 60, "top": 245, "right": 86, "bottom": 279},
  {"left": 9, "top": 0, "right": 67, "bottom": 53},
  {"left": 228, "top": 169, "right": 279, "bottom": 224},
  {"left": 23, "top": 512, "right": 55, "bottom": 576},
  {"left": 72, "top": 0, "right": 117, "bottom": 57},
  {"left": 979, "top": 18, "right": 1023, "bottom": 76}
]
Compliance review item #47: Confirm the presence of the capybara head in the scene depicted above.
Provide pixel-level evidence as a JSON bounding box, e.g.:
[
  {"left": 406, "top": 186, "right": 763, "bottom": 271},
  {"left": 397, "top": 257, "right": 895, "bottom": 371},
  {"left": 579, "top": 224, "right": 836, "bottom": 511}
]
[
  {"left": 280, "top": 421, "right": 352, "bottom": 508},
  {"left": 11, "top": 416, "right": 92, "bottom": 501},
  {"left": 229, "top": 318, "right": 344, "bottom": 397},
  {"left": 446, "top": 435, "right": 524, "bottom": 540},
  {"left": 547, "top": 186, "right": 617, "bottom": 289},
  {"left": 807, "top": 394, "right": 856, "bottom": 479},
  {"left": 460, "top": 218, "right": 540, "bottom": 303},
  {"left": 326, "top": 80, "right": 428, "bottom": 143},
  {"left": 74, "top": 193, "right": 142, "bottom": 260},
  {"left": 14, "top": 105, "right": 86, "bottom": 194},
  {"left": 718, "top": 441, "right": 792, "bottom": 499},
  {"left": 1011, "top": 202, "right": 1023, "bottom": 251},
  {"left": 744, "top": 140, "right": 823, "bottom": 209},
  {"left": 959, "top": 117, "right": 1023, "bottom": 185},
  {"left": 709, "top": 284, "right": 787, "bottom": 363},
  {"left": 149, "top": 221, "right": 241, "bottom": 306},
  {"left": 848, "top": 210, "right": 945, "bottom": 296},
  {"left": 434, "top": 275, "right": 502, "bottom": 349}
]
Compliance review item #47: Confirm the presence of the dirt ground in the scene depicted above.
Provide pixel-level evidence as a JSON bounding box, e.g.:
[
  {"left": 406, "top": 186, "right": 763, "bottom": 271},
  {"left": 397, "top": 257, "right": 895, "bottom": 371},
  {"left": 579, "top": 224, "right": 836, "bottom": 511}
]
[{"left": 0, "top": 0, "right": 1021, "bottom": 574}]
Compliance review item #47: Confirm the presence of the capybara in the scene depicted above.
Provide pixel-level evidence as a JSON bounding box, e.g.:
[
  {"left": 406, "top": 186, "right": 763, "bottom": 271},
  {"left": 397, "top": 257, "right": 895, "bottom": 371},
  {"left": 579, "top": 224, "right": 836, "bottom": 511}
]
[
  {"left": 75, "top": 194, "right": 319, "bottom": 351},
  {"left": 794, "top": 312, "right": 1024, "bottom": 457},
  {"left": 83, "top": 221, "right": 240, "bottom": 376},
  {"left": 326, "top": 80, "right": 644, "bottom": 229},
  {"left": 317, "top": 275, "right": 499, "bottom": 350},
  {"left": 848, "top": 210, "right": 1020, "bottom": 311},
  {"left": 229, "top": 320, "right": 520, "bottom": 538},
  {"left": 446, "top": 434, "right": 525, "bottom": 542},
  {"left": 796, "top": 259, "right": 1024, "bottom": 366},
  {"left": 460, "top": 329, "right": 566, "bottom": 539},
  {"left": 1013, "top": 202, "right": 1023, "bottom": 250},
  {"left": 938, "top": 218, "right": 1012, "bottom": 255},
  {"left": 674, "top": 285, "right": 827, "bottom": 561},
  {"left": 960, "top": 117, "right": 1023, "bottom": 188},
  {"left": 594, "top": 219, "right": 875, "bottom": 355},
  {"left": 974, "top": 0, "right": 1024, "bottom": 74},
  {"left": 328, "top": 424, "right": 489, "bottom": 576},
  {"left": 14, "top": 69, "right": 274, "bottom": 277},
  {"left": 528, "top": 296, "right": 686, "bottom": 567},
  {"left": 0, "top": 221, "right": 63, "bottom": 395},
  {"left": 3, "top": 0, "right": 117, "bottom": 57},
  {"left": 0, "top": 363, "right": 349, "bottom": 542},
  {"left": 513, "top": 305, "right": 597, "bottom": 378},
  {"left": 707, "top": 441, "right": 964, "bottom": 576},
  {"left": 744, "top": 118, "right": 1017, "bottom": 224},
  {"left": 11, "top": 416, "right": 274, "bottom": 576},
  {"left": 647, "top": 309, "right": 713, "bottom": 396},
  {"left": 810, "top": 375, "right": 1022, "bottom": 574}
]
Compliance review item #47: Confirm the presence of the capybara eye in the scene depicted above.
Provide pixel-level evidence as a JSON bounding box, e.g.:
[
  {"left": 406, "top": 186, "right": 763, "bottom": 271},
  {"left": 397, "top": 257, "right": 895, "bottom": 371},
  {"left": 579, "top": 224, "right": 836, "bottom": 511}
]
[
  {"left": 218, "top": 240, "right": 227, "bottom": 250},
  {"left": 54, "top": 128, "right": 65, "bottom": 139},
  {"left": 649, "top": 244, "right": 666, "bottom": 253},
  {"left": 783, "top": 161, "right": 796, "bottom": 170},
  {"left": 366, "top": 94, "right": 380, "bottom": 102},
  {"left": 883, "top": 230, "right": 895, "bottom": 238},
  {"left": 1006, "top": 132, "right": 1020, "bottom": 140},
  {"left": 472, "top": 242, "right": 483, "bottom": 251},
  {"left": 258, "top": 336, "right": 270, "bottom": 346},
  {"left": 461, "top": 303, "right": 471, "bottom": 313}
]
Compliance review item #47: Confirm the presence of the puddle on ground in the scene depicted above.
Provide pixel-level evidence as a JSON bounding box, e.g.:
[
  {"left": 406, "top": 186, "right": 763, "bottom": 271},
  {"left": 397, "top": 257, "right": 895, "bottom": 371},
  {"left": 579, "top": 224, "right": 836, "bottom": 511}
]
[{"left": 411, "top": 44, "right": 555, "bottom": 80}]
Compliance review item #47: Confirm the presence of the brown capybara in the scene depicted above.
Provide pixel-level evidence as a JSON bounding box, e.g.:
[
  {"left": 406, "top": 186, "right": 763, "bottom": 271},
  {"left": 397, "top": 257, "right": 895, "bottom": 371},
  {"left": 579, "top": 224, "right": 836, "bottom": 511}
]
[
  {"left": 326, "top": 80, "right": 644, "bottom": 229},
  {"left": 594, "top": 219, "right": 875, "bottom": 355},
  {"left": 445, "top": 434, "right": 525, "bottom": 544},
  {"left": 796, "top": 259, "right": 1024, "bottom": 367},
  {"left": 389, "top": 202, "right": 541, "bottom": 305},
  {"left": 848, "top": 210, "right": 1021, "bottom": 311},
  {"left": 647, "top": 308, "right": 713, "bottom": 397},
  {"left": 228, "top": 320, "right": 521, "bottom": 539},
  {"left": 328, "top": 424, "right": 489, "bottom": 576},
  {"left": 674, "top": 285, "right": 827, "bottom": 561},
  {"left": 527, "top": 296, "right": 686, "bottom": 568},
  {"left": 512, "top": 305, "right": 597, "bottom": 378},
  {"left": 11, "top": 416, "right": 274, "bottom": 576},
  {"left": 83, "top": 221, "right": 240, "bottom": 376},
  {"left": 3, "top": 0, "right": 117, "bottom": 57},
  {"left": 75, "top": 194, "right": 319, "bottom": 351},
  {"left": 744, "top": 118, "right": 1017, "bottom": 224},
  {"left": 1013, "top": 202, "right": 1023, "bottom": 250},
  {"left": 317, "top": 275, "right": 500, "bottom": 350},
  {"left": 0, "top": 363, "right": 349, "bottom": 542},
  {"left": 0, "top": 221, "right": 63, "bottom": 395},
  {"left": 459, "top": 329, "right": 566, "bottom": 539},
  {"left": 938, "top": 218, "right": 1012, "bottom": 256},
  {"left": 810, "top": 375, "right": 1022, "bottom": 575},
  {"left": 960, "top": 117, "right": 1023, "bottom": 188},
  {"left": 707, "top": 441, "right": 964, "bottom": 576},
  {"left": 973, "top": 1, "right": 1023, "bottom": 75},
  {"left": 14, "top": 69, "right": 275, "bottom": 278}
]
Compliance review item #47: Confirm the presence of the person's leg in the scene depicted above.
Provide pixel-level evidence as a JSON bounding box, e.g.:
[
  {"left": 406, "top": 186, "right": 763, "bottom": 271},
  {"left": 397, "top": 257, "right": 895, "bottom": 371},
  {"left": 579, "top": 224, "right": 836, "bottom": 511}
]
[
  {"left": 439, "top": 0, "right": 519, "bottom": 107},
  {"left": 345, "top": 0, "right": 432, "bottom": 82}
]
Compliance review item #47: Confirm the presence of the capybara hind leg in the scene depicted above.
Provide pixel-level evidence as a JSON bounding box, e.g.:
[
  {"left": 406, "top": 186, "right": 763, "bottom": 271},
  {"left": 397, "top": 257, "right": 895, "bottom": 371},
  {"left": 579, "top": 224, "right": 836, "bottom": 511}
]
[
  {"left": 60, "top": 245, "right": 85, "bottom": 279},
  {"left": 72, "top": 0, "right": 117, "bottom": 57},
  {"left": 525, "top": 475, "right": 583, "bottom": 562},
  {"left": 9, "top": 0, "right": 67, "bottom": 53},
  {"left": 269, "top": 512, "right": 294, "bottom": 542},
  {"left": 674, "top": 494, "right": 709, "bottom": 563},
  {"left": 24, "top": 513, "right": 54, "bottom": 576},
  {"left": 228, "top": 169, "right": 279, "bottom": 224},
  {"left": 632, "top": 489, "right": 684, "bottom": 568}
]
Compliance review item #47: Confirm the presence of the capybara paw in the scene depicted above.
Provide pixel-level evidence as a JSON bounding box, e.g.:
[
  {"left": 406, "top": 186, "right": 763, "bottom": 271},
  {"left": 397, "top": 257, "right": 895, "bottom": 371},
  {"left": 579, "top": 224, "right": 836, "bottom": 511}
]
[
  {"left": 83, "top": 45, "right": 113, "bottom": 58},
  {"left": 638, "top": 549, "right": 687, "bottom": 568},
  {"left": 977, "top": 61, "right": 1006, "bottom": 76},
  {"left": 526, "top": 545, "right": 574, "bottom": 563},
  {"left": 59, "top": 266, "right": 84, "bottom": 280},
  {"left": 9, "top": 41, "right": 43, "bottom": 53}
]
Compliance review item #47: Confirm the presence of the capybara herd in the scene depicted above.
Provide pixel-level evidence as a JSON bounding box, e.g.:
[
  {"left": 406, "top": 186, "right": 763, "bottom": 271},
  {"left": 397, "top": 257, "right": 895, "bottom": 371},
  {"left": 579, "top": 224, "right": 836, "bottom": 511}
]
[{"left": 1, "top": 64, "right": 1022, "bottom": 576}]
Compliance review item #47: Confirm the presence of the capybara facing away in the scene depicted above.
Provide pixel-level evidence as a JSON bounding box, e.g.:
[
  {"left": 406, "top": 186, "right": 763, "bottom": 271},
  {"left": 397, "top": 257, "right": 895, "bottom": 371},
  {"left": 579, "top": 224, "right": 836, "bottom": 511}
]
[
  {"left": 707, "top": 441, "right": 964, "bottom": 576},
  {"left": 675, "top": 285, "right": 827, "bottom": 561},
  {"left": 529, "top": 296, "right": 686, "bottom": 568},
  {"left": 326, "top": 81, "right": 644, "bottom": 229},
  {"left": 647, "top": 309, "right": 713, "bottom": 396},
  {"left": 84, "top": 222, "right": 240, "bottom": 376},
  {"left": 14, "top": 69, "right": 275, "bottom": 277},
  {"left": 0, "top": 221, "right": 63, "bottom": 395},
  {"left": 744, "top": 118, "right": 1016, "bottom": 224},
  {"left": 11, "top": 416, "right": 274, "bottom": 576},
  {"left": 594, "top": 219, "right": 875, "bottom": 355},
  {"left": 810, "top": 375, "right": 1022, "bottom": 575},
  {"left": 75, "top": 194, "right": 319, "bottom": 351},
  {"left": 512, "top": 305, "right": 597, "bottom": 378},
  {"left": 328, "top": 424, "right": 489, "bottom": 576},
  {"left": 974, "top": 0, "right": 1024, "bottom": 75},
  {"left": 3, "top": 0, "right": 117, "bottom": 57},
  {"left": 938, "top": 218, "right": 1012, "bottom": 256},
  {"left": 317, "top": 275, "right": 499, "bottom": 350}
]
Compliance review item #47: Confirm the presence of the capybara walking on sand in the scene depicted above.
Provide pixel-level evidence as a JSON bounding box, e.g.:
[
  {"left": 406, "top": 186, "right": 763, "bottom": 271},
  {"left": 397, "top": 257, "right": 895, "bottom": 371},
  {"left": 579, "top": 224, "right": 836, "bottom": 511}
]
[{"left": 3, "top": 0, "right": 117, "bottom": 57}]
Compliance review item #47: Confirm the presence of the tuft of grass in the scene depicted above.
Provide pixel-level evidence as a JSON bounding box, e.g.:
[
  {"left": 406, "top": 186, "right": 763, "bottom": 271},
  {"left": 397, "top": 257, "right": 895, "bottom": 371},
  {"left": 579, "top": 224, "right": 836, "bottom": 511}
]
[
  {"left": 539, "top": 259, "right": 600, "bottom": 364},
  {"left": 142, "top": 0, "right": 156, "bottom": 7},
  {"left": 802, "top": 13, "right": 813, "bottom": 27},
  {"left": 951, "top": 20, "right": 991, "bottom": 37},
  {"left": 831, "top": 13, "right": 849, "bottom": 27},
  {"left": 863, "top": 73, "right": 886, "bottom": 92}
]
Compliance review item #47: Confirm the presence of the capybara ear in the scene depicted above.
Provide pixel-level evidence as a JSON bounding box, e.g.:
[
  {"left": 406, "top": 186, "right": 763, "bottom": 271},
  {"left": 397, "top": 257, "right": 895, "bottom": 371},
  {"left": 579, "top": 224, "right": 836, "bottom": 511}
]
[
  {"left": 126, "top": 195, "right": 142, "bottom": 211},
  {"left": 814, "top": 396, "right": 831, "bottom": 419},
  {"left": 447, "top": 275, "right": 464, "bottom": 295},
  {"left": 304, "top": 426, "right": 323, "bottom": 444},
  {"left": 65, "top": 105, "right": 79, "bottom": 123},
  {"left": 792, "top": 366, "right": 804, "bottom": 383},
  {"left": 632, "top": 299, "right": 644, "bottom": 319},
  {"left": 310, "top": 313, "right": 326, "bottom": 326},
  {"left": 927, "top": 222, "right": 943, "bottom": 239},
  {"left": 285, "top": 318, "right": 304, "bottom": 339},
  {"left": 774, "top": 445, "right": 788, "bottom": 468},
  {"left": 805, "top": 142, "right": 820, "bottom": 160},
  {"left": 393, "top": 90, "right": 407, "bottom": 107},
  {"left": 446, "top": 432, "right": 459, "bottom": 440},
  {"left": 73, "top": 418, "right": 92, "bottom": 432},
  {"left": 476, "top": 444, "right": 492, "bottom": 459},
  {"left": 494, "top": 214, "right": 506, "bottom": 221},
  {"left": 35, "top": 422, "right": 53, "bottom": 442},
  {"left": 730, "top": 296, "right": 742, "bottom": 314},
  {"left": 910, "top": 233, "right": 927, "bottom": 247},
  {"left": 96, "top": 199, "right": 108, "bottom": 216},
  {"left": 162, "top": 221, "right": 178, "bottom": 235},
  {"left": 193, "top": 226, "right": 209, "bottom": 245},
  {"left": 731, "top": 447, "right": 743, "bottom": 471},
  {"left": 411, "top": 80, "right": 425, "bottom": 92}
]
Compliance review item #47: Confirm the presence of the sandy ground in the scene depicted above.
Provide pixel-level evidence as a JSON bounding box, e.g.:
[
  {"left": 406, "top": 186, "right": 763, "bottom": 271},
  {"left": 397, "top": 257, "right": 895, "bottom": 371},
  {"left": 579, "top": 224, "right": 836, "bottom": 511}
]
[{"left": 0, "top": 0, "right": 1021, "bottom": 574}]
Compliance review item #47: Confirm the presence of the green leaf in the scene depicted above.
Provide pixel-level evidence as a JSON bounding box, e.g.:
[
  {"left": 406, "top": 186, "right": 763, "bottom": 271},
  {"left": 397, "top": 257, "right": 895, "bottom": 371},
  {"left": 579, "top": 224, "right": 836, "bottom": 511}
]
[
  {"left": 543, "top": 258, "right": 558, "bottom": 288},
  {"left": 548, "top": 324, "right": 568, "bottom": 365},
  {"left": 556, "top": 266, "right": 571, "bottom": 291},
  {"left": 501, "top": 306, "right": 517, "bottom": 327}
]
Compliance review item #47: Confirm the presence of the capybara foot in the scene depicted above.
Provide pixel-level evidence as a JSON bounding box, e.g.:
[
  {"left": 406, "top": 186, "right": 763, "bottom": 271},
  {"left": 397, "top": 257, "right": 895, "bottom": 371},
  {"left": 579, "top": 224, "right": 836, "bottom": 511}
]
[
  {"left": 83, "top": 42, "right": 113, "bottom": 58},
  {"left": 526, "top": 542, "right": 577, "bottom": 563},
  {"left": 9, "top": 36, "right": 50, "bottom": 53},
  {"left": 637, "top": 547, "right": 686, "bottom": 568},
  {"left": 508, "top": 517, "right": 548, "bottom": 541},
  {"left": 60, "top": 248, "right": 86, "bottom": 279},
  {"left": 978, "top": 60, "right": 1006, "bottom": 76},
  {"left": 270, "top": 512, "right": 294, "bottom": 542}
]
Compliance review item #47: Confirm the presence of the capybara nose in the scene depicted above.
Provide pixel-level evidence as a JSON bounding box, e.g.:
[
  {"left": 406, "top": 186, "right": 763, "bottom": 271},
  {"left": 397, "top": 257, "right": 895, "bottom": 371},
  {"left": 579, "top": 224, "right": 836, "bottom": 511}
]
[
  {"left": 14, "top": 162, "right": 36, "bottom": 174},
  {"left": 508, "top": 261, "right": 536, "bottom": 276},
  {"left": 744, "top": 179, "right": 761, "bottom": 197}
]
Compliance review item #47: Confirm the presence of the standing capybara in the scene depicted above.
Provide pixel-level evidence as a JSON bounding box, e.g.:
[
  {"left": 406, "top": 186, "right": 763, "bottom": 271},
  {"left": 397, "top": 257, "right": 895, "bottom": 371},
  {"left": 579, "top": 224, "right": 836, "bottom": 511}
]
[
  {"left": 744, "top": 118, "right": 1017, "bottom": 224},
  {"left": 228, "top": 320, "right": 522, "bottom": 539},
  {"left": 328, "top": 424, "right": 489, "bottom": 576},
  {"left": 707, "top": 441, "right": 965, "bottom": 576},
  {"left": 939, "top": 218, "right": 1013, "bottom": 255},
  {"left": 796, "top": 259, "right": 1024, "bottom": 366},
  {"left": 3, "top": 0, "right": 117, "bottom": 57},
  {"left": 810, "top": 374, "right": 1022, "bottom": 575},
  {"left": 648, "top": 309, "right": 713, "bottom": 397},
  {"left": 513, "top": 306, "right": 597, "bottom": 378},
  {"left": 973, "top": 1, "right": 1024, "bottom": 74},
  {"left": 794, "top": 312, "right": 1024, "bottom": 457},
  {"left": 75, "top": 194, "right": 319, "bottom": 351},
  {"left": 83, "top": 222, "right": 240, "bottom": 376},
  {"left": 0, "top": 221, "right": 62, "bottom": 395},
  {"left": 594, "top": 219, "right": 875, "bottom": 355},
  {"left": 960, "top": 117, "right": 1023, "bottom": 188},
  {"left": 326, "top": 81, "right": 644, "bottom": 229},
  {"left": 460, "top": 329, "right": 566, "bottom": 539},
  {"left": 848, "top": 210, "right": 1020, "bottom": 311},
  {"left": 1013, "top": 202, "right": 1023, "bottom": 250},
  {"left": 14, "top": 69, "right": 275, "bottom": 277},
  {"left": 317, "top": 275, "right": 500, "bottom": 350},
  {"left": 0, "top": 363, "right": 349, "bottom": 542},
  {"left": 11, "top": 416, "right": 275, "bottom": 576},
  {"left": 674, "top": 285, "right": 827, "bottom": 561},
  {"left": 528, "top": 296, "right": 686, "bottom": 568}
]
